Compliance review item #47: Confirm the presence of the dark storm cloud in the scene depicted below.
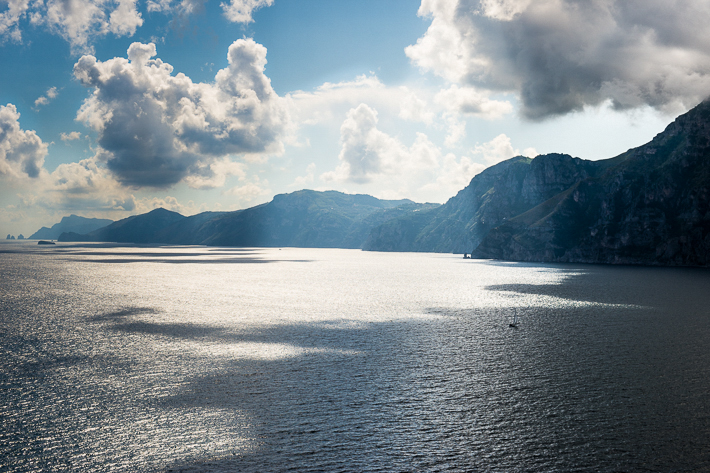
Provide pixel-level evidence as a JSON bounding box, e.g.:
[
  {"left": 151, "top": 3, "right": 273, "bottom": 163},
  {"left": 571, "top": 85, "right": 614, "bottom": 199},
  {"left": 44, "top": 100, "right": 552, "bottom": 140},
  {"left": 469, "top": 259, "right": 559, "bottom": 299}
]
[{"left": 408, "top": 0, "right": 710, "bottom": 119}]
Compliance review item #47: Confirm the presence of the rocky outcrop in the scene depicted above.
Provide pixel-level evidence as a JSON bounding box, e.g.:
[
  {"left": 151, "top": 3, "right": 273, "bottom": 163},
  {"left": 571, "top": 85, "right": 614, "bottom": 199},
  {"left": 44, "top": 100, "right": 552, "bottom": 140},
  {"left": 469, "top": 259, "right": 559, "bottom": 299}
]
[
  {"left": 474, "top": 100, "right": 710, "bottom": 266},
  {"left": 30, "top": 215, "right": 113, "bottom": 240},
  {"left": 364, "top": 153, "right": 619, "bottom": 253}
]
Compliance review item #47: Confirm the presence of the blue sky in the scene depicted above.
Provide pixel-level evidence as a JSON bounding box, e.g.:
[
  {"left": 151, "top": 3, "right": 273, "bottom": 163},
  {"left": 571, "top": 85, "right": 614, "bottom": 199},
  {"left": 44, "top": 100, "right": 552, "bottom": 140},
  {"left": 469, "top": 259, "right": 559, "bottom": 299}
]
[{"left": 2, "top": 0, "right": 709, "bottom": 237}]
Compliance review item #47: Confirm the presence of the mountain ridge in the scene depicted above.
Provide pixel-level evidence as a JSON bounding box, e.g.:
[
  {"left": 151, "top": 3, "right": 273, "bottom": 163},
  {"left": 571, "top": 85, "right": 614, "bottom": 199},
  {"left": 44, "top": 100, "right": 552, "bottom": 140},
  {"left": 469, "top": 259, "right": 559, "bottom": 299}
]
[
  {"left": 473, "top": 100, "right": 710, "bottom": 265},
  {"left": 46, "top": 100, "right": 710, "bottom": 266},
  {"left": 58, "top": 190, "right": 439, "bottom": 249},
  {"left": 29, "top": 215, "right": 113, "bottom": 240}
]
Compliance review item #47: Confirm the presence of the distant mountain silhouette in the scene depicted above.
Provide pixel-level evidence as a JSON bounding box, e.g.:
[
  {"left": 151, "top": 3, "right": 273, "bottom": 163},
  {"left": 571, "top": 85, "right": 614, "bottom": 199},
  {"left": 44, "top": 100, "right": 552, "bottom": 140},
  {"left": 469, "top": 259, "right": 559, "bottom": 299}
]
[
  {"left": 58, "top": 190, "right": 439, "bottom": 248},
  {"left": 59, "top": 208, "right": 185, "bottom": 243},
  {"left": 30, "top": 215, "right": 113, "bottom": 240}
]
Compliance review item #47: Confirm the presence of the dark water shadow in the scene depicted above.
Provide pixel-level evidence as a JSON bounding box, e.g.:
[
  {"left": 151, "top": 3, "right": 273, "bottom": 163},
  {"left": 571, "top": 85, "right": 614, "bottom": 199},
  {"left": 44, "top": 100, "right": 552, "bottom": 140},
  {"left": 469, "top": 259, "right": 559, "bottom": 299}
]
[
  {"left": 93, "top": 307, "right": 373, "bottom": 348},
  {"left": 1, "top": 244, "right": 269, "bottom": 259},
  {"left": 90, "top": 306, "right": 160, "bottom": 321},
  {"left": 73, "top": 258, "right": 279, "bottom": 264},
  {"left": 153, "top": 299, "right": 710, "bottom": 473},
  {"left": 154, "top": 319, "right": 434, "bottom": 472},
  {"left": 153, "top": 265, "right": 710, "bottom": 473},
  {"left": 93, "top": 306, "right": 225, "bottom": 339},
  {"left": 484, "top": 264, "right": 710, "bottom": 309},
  {"left": 112, "top": 321, "right": 225, "bottom": 338},
  {"left": 101, "top": 312, "right": 369, "bottom": 348},
  {"left": 57, "top": 251, "right": 261, "bottom": 258},
  {"left": 56, "top": 243, "right": 264, "bottom": 250},
  {"left": 51, "top": 246, "right": 312, "bottom": 264}
]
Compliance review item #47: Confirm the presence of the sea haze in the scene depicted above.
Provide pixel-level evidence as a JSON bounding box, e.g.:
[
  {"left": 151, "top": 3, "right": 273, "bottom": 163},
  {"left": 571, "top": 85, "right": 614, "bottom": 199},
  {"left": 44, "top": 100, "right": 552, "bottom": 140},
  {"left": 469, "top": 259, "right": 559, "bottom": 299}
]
[{"left": 1, "top": 241, "right": 710, "bottom": 472}]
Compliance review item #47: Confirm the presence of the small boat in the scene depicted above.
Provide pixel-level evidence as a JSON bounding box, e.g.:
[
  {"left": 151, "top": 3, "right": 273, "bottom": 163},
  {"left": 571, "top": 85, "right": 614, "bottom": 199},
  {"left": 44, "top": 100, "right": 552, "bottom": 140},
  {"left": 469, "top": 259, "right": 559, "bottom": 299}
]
[
  {"left": 509, "top": 308, "right": 518, "bottom": 328},
  {"left": 38, "top": 240, "right": 56, "bottom": 245}
]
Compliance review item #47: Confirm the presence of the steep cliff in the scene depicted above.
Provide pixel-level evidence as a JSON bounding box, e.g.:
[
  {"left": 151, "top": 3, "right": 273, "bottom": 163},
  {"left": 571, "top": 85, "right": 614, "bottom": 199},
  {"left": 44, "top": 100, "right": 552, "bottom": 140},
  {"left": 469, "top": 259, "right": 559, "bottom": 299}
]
[
  {"left": 364, "top": 153, "right": 618, "bottom": 253},
  {"left": 474, "top": 100, "right": 710, "bottom": 266}
]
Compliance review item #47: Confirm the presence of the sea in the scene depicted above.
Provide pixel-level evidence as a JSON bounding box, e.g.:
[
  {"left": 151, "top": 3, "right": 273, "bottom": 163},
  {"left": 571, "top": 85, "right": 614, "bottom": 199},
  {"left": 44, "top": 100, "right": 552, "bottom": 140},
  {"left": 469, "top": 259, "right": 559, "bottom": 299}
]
[{"left": 1, "top": 240, "right": 710, "bottom": 472}]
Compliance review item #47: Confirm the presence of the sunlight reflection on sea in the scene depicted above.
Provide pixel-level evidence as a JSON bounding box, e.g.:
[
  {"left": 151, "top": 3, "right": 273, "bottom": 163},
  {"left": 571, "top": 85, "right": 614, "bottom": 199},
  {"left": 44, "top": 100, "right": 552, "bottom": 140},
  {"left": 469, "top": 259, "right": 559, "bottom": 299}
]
[{"left": 1, "top": 242, "right": 709, "bottom": 472}]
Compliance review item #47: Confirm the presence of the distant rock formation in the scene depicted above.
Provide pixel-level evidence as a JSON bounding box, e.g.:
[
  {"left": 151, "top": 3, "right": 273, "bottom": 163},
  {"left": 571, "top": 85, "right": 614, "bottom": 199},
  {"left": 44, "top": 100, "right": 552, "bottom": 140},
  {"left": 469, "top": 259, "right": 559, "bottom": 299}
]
[
  {"left": 6, "top": 234, "right": 15, "bottom": 240},
  {"left": 58, "top": 191, "right": 439, "bottom": 248},
  {"left": 17, "top": 234, "right": 24, "bottom": 240},
  {"left": 30, "top": 215, "right": 113, "bottom": 240}
]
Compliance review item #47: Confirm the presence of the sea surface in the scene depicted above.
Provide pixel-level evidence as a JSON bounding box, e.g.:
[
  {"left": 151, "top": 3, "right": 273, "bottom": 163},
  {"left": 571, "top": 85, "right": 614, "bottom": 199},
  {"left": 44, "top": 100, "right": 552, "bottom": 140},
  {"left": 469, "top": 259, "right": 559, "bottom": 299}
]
[{"left": 1, "top": 241, "right": 710, "bottom": 472}]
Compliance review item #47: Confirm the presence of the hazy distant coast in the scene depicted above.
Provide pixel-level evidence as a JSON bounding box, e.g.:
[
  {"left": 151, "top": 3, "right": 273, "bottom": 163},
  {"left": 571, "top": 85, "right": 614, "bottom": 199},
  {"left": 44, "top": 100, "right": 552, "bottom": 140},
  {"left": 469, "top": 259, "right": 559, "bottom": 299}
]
[{"left": 43, "top": 100, "right": 710, "bottom": 268}]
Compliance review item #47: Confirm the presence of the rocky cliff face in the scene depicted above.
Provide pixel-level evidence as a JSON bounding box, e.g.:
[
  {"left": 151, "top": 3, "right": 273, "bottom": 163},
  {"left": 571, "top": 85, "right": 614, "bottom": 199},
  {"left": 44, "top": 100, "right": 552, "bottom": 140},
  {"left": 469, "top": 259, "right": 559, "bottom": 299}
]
[
  {"left": 364, "top": 153, "right": 617, "bottom": 253},
  {"left": 474, "top": 100, "right": 710, "bottom": 266}
]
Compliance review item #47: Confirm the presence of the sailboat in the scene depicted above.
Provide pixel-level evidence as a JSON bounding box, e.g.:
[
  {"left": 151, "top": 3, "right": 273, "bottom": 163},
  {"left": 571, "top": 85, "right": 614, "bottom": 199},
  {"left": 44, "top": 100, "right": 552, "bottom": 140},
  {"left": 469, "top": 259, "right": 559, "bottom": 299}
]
[{"left": 509, "top": 308, "right": 518, "bottom": 328}]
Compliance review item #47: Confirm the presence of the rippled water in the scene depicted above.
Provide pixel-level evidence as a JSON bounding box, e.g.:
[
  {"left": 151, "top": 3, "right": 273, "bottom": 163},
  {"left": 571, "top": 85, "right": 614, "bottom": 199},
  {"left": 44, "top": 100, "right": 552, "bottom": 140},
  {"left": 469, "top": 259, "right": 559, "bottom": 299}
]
[{"left": 1, "top": 241, "right": 710, "bottom": 472}]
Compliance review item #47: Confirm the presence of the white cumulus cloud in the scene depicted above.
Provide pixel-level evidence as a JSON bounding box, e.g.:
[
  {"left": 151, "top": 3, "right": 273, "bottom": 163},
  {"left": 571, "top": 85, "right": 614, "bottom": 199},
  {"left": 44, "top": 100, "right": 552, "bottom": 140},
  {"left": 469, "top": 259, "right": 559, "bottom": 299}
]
[
  {"left": 291, "top": 162, "right": 316, "bottom": 187},
  {"left": 0, "top": 103, "right": 47, "bottom": 179},
  {"left": 321, "top": 103, "right": 462, "bottom": 200},
  {"left": 435, "top": 84, "right": 512, "bottom": 119},
  {"left": 287, "top": 74, "right": 395, "bottom": 126},
  {"left": 398, "top": 88, "right": 435, "bottom": 125},
  {"left": 0, "top": 0, "right": 31, "bottom": 42},
  {"left": 34, "top": 86, "right": 59, "bottom": 108},
  {"left": 221, "top": 0, "right": 273, "bottom": 23},
  {"left": 472, "top": 133, "right": 536, "bottom": 165},
  {"left": 47, "top": 156, "right": 137, "bottom": 211},
  {"left": 74, "top": 39, "right": 289, "bottom": 188},
  {"left": 38, "top": 0, "right": 141, "bottom": 53},
  {"left": 324, "top": 103, "right": 437, "bottom": 184},
  {"left": 60, "top": 131, "right": 83, "bottom": 141},
  {"left": 0, "top": 0, "right": 272, "bottom": 52}
]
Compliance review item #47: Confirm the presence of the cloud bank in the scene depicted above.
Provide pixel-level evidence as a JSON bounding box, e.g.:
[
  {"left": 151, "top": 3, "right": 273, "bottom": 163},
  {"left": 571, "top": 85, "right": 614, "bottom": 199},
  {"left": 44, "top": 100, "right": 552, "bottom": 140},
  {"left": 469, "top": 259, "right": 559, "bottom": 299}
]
[
  {"left": 221, "top": 0, "right": 273, "bottom": 23},
  {"left": 0, "top": 0, "right": 143, "bottom": 52},
  {"left": 74, "top": 39, "right": 288, "bottom": 188},
  {"left": 324, "top": 103, "right": 439, "bottom": 184},
  {"left": 0, "top": 104, "right": 47, "bottom": 179},
  {"left": 407, "top": 0, "right": 710, "bottom": 119},
  {"left": 1, "top": 0, "right": 273, "bottom": 52},
  {"left": 321, "top": 103, "right": 489, "bottom": 202}
]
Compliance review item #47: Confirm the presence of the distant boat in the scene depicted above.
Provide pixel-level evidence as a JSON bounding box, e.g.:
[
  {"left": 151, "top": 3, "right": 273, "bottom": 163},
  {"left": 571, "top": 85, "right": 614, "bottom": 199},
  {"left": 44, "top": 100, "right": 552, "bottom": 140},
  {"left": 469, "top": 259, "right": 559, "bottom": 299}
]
[
  {"left": 38, "top": 240, "right": 56, "bottom": 245},
  {"left": 509, "top": 308, "right": 519, "bottom": 328}
]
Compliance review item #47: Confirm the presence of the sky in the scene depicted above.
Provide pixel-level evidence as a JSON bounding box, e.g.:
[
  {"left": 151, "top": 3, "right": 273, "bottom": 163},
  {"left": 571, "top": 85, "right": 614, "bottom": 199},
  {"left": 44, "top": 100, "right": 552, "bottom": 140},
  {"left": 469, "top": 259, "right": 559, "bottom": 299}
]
[{"left": 2, "top": 0, "right": 710, "bottom": 237}]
